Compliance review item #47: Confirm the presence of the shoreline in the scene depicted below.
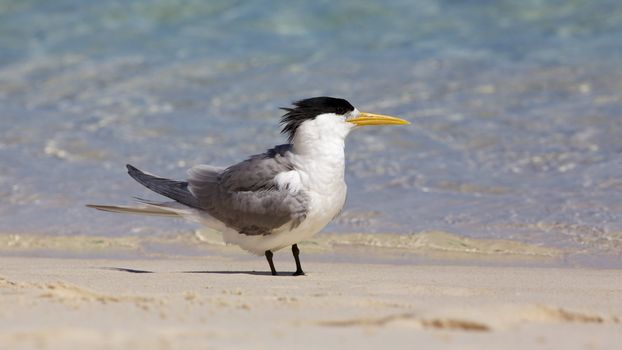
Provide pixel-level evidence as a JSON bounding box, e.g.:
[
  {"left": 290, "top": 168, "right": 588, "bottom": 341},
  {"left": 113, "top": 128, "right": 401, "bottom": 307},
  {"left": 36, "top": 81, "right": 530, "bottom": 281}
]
[{"left": 1, "top": 230, "right": 621, "bottom": 269}]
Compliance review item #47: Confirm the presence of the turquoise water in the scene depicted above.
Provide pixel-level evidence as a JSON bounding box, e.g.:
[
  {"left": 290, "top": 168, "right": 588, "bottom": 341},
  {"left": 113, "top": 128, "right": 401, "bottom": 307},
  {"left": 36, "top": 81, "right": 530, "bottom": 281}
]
[{"left": 1, "top": 1, "right": 622, "bottom": 259}]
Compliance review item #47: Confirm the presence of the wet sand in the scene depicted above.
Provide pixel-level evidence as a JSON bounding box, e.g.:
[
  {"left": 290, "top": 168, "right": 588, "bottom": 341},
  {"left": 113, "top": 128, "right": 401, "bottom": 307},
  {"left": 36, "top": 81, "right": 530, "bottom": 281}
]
[{"left": 1, "top": 253, "right": 621, "bottom": 350}]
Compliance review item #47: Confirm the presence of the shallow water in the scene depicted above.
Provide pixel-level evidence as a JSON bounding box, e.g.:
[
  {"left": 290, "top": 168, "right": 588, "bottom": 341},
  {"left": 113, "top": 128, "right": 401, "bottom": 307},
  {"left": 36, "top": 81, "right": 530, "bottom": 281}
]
[{"left": 1, "top": 1, "right": 622, "bottom": 263}]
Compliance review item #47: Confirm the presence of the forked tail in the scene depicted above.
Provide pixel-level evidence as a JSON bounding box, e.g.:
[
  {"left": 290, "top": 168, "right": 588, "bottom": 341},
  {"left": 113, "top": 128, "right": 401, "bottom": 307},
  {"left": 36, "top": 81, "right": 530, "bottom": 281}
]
[{"left": 87, "top": 164, "right": 201, "bottom": 216}]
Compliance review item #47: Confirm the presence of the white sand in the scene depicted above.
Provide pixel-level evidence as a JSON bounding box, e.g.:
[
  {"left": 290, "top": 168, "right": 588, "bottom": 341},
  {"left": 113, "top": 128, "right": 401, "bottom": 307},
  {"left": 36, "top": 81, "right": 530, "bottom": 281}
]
[{"left": 1, "top": 254, "right": 621, "bottom": 350}]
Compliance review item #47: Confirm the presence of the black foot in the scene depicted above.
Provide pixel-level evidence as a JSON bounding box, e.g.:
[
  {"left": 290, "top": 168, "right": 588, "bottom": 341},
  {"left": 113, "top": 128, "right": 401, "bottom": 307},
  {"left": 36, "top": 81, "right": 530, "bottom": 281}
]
[
  {"left": 292, "top": 244, "right": 305, "bottom": 276},
  {"left": 265, "top": 250, "right": 278, "bottom": 276}
]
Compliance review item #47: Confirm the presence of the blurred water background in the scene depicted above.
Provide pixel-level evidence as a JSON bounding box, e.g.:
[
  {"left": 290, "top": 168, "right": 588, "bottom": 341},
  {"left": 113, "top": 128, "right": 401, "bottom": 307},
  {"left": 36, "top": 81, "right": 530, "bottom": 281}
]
[{"left": 1, "top": 0, "right": 622, "bottom": 262}]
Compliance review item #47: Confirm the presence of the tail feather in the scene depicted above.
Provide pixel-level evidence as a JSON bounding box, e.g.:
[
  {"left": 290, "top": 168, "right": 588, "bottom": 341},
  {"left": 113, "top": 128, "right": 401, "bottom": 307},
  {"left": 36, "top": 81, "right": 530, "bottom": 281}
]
[
  {"left": 126, "top": 164, "right": 199, "bottom": 208},
  {"left": 86, "top": 204, "right": 182, "bottom": 217}
]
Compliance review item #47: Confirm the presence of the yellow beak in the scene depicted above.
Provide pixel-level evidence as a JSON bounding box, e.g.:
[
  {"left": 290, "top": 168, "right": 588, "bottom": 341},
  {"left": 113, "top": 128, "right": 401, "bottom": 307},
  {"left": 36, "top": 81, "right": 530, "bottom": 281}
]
[{"left": 348, "top": 112, "right": 410, "bottom": 126}]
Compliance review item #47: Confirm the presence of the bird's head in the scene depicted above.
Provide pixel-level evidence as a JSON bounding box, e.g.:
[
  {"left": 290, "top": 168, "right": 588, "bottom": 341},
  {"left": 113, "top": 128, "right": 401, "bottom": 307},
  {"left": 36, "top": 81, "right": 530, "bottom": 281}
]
[{"left": 280, "top": 97, "right": 410, "bottom": 143}]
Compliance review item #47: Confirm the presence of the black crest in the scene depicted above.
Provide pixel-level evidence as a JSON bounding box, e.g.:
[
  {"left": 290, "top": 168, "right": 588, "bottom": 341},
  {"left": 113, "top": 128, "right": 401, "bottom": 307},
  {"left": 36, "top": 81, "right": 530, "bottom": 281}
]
[{"left": 280, "top": 97, "right": 355, "bottom": 142}]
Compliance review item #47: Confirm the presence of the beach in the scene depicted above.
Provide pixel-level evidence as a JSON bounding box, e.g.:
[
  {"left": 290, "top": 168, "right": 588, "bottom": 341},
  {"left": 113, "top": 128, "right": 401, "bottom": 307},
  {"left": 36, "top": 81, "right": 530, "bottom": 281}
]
[
  {"left": 1, "top": 240, "right": 621, "bottom": 350},
  {"left": 2, "top": 1, "right": 622, "bottom": 349}
]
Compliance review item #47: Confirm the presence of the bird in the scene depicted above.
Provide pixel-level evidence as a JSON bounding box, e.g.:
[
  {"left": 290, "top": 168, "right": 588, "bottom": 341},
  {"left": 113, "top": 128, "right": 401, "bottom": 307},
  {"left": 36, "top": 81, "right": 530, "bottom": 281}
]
[{"left": 88, "top": 97, "right": 409, "bottom": 276}]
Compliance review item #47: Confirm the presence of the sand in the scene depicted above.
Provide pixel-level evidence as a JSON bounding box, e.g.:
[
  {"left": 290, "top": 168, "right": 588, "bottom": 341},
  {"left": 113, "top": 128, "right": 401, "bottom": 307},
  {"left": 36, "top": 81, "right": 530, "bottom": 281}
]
[{"left": 1, "top": 252, "right": 621, "bottom": 350}]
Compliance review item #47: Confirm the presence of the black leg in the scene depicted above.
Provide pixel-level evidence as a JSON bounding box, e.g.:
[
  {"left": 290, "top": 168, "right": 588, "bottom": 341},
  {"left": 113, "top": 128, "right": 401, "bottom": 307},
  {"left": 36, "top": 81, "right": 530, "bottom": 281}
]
[
  {"left": 292, "top": 244, "right": 305, "bottom": 276},
  {"left": 265, "top": 250, "right": 277, "bottom": 276}
]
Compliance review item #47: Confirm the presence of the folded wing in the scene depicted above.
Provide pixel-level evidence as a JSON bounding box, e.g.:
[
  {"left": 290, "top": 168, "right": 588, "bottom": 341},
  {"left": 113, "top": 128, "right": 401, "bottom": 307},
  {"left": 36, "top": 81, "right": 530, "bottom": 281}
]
[{"left": 188, "top": 144, "right": 309, "bottom": 236}]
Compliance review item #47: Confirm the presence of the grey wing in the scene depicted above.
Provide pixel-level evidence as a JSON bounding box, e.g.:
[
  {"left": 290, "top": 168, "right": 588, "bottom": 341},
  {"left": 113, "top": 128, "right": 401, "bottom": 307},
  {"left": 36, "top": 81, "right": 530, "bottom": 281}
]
[{"left": 187, "top": 145, "right": 308, "bottom": 236}]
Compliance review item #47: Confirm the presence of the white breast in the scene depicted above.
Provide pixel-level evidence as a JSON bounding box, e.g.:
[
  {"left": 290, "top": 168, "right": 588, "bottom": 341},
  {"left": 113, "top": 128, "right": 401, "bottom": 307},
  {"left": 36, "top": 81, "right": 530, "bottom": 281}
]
[{"left": 274, "top": 113, "right": 351, "bottom": 246}]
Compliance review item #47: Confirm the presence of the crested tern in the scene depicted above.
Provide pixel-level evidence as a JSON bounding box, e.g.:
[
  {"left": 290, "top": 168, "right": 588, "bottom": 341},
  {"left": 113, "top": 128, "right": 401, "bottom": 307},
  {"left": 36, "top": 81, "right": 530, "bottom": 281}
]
[{"left": 88, "top": 97, "right": 409, "bottom": 275}]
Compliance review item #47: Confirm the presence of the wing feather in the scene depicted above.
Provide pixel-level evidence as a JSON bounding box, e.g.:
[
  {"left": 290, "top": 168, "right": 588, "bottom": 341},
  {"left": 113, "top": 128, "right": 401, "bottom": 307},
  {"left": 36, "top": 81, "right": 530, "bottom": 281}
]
[{"left": 188, "top": 144, "right": 308, "bottom": 236}]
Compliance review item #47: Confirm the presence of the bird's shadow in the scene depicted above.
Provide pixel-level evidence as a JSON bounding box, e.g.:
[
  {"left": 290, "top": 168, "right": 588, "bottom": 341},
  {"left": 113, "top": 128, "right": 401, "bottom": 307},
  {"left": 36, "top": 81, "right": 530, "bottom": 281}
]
[
  {"left": 98, "top": 267, "right": 293, "bottom": 276},
  {"left": 100, "top": 267, "right": 154, "bottom": 274},
  {"left": 181, "top": 270, "right": 278, "bottom": 276}
]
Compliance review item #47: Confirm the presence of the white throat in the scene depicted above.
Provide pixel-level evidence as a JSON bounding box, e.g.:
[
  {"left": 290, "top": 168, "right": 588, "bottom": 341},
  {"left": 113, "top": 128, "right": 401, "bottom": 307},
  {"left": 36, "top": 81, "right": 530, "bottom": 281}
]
[{"left": 289, "top": 113, "right": 355, "bottom": 193}]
